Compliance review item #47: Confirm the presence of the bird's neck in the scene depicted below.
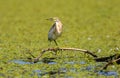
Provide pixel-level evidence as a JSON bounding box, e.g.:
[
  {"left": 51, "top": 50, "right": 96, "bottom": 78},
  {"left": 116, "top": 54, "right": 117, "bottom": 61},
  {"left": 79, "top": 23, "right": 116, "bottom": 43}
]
[
  {"left": 55, "top": 21, "right": 62, "bottom": 27},
  {"left": 55, "top": 19, "right": 60, "bottom": 22},
  {"left": 55, "top": 20, "right": 61, "bottom": 24}
]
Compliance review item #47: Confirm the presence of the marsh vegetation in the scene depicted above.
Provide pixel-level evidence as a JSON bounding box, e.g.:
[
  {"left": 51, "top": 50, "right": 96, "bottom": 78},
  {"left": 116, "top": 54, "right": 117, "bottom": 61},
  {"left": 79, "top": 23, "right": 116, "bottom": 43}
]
[{"left": 0, "top": 0, "right": 120, "bottom": 78}]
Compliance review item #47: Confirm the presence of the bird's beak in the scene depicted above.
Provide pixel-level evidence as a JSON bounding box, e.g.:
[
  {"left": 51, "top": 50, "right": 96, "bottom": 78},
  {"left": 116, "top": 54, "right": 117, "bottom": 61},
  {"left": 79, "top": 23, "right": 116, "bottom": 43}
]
[
  {"left": 46, "top": 18, "right": 53, "bottom": 21},
  {"left": 46, "top": 18, "right": 49, "bottom": 20}
]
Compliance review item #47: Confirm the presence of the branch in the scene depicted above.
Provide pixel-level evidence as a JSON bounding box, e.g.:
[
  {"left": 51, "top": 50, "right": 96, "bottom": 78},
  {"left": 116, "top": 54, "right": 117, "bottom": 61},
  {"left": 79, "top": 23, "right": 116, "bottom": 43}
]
[
  {"left": 26, "top": 49, "right": 36, "bottom": 58},
  {"left": 94, "top": 54, "right": 120, "bottom": 70},
  {"left": 94, "top": 54, "right": 119, "bottom": 62},
  {"left": 102, "top": 57, "right": 120, "bottom": 70},
  {"left": 33, "top": 47, "right": 97, "bottom": 63}
]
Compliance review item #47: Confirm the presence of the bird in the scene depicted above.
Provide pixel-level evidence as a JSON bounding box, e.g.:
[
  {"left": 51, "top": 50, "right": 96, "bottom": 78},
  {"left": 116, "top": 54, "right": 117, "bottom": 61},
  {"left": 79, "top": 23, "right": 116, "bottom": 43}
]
[{"left": 47, "top": 17, "right": 63, "bottom": 46}]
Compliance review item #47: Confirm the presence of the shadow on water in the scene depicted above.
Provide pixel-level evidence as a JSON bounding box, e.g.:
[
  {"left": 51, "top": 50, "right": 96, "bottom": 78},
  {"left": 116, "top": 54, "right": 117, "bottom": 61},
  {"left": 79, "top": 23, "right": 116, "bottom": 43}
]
[
  {"left": 10, "top": 57, "right": 56, "bottom": 65},
  {"left": 10, "top": 60, "right": 34, "bottom": 64},
  {"left": 41, "top": 57, "right": 57, "bottom": 64},
  {"left": 10, "top": 58, "right": 118, "bottom": 77},
  {"left": 31, "top": 68, "right": 77, "bottom": 78},
  {"left": 64, "top": 60, "right": 86, "bottom": 65},
  {"left": 98, "top": 70, "right": 118, "bottom": 77},
  {"left": 81, "top": 65, "right": 118, "bottom": 78},
  {"left": 31, "top": 69, "right": 66, "bottom": 78},
  {"left": 31, "top": 67, "right": 118, "bottom": 78}
]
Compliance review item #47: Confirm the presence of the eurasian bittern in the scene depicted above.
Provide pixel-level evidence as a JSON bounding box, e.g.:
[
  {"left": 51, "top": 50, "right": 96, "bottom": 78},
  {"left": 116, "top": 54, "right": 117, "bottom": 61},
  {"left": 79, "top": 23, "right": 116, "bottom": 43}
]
[{"left": 47, "top": 17, "right": 63, "bottom": 46}]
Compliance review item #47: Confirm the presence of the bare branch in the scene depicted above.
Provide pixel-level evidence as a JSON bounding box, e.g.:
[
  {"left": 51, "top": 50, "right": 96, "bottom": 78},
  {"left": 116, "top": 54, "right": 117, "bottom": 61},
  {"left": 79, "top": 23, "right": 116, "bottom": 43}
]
[
  {"left": 102, "top": 57, "right": 120, "bottom": 70},
  {"left": 33, "top": 47, "right": 97, "bottom": 63},
  {"left": 94, "top": 54, "right": 119, "bottom": 62},
  {"left": 26, "top": 49, "right": 36, "bottom": 58}
]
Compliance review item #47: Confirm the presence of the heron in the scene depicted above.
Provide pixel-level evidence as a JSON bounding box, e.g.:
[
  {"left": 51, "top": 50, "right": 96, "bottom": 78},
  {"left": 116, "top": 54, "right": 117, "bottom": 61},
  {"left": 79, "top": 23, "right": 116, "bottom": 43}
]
[{"left": 47, "top": 17, "right": 63, "bottom": 46}]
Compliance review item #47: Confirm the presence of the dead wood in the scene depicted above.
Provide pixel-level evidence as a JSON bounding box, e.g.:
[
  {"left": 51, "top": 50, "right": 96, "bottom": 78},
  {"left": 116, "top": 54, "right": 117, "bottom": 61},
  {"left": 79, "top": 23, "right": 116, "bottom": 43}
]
[
  {"left": 33, "top": 47, "right": 97, "bottom": 63},
  {"left": 26, "top": 47, "right": 120, "bottom": 70},
  {"left": 94, "top": 54, "right": 120, "bottom": 62},
  {"left": 94, "top": 54, "right": 120, "bottom": 70},
  {"left": 102, "top": 57, "right": 120, "bottom": 70}
]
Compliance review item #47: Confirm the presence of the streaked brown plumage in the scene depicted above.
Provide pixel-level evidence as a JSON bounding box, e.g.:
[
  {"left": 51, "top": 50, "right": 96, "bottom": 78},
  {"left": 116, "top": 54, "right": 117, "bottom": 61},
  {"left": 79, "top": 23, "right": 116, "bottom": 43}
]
[{"left": 47, "top": 17, "right": 63, "bottom": 46}]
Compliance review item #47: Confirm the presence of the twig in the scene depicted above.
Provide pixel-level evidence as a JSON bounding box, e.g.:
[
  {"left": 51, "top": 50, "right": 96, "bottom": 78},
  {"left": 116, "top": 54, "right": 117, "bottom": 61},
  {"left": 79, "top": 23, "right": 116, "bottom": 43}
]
[
  {"left": 102, "top": 57, "right": 120, "bottom": 70},
  {"left": 33, "top": 47, "right": 97, "bottom": 63},
  {"left": 26, "top": 49, "right": 35, "bottom": 58},
  {"left": 18, "top": 45, "right": 36, "bottom": 58},
  {"left": 94, "top": 54, "right": 119, "bottom": 62}
]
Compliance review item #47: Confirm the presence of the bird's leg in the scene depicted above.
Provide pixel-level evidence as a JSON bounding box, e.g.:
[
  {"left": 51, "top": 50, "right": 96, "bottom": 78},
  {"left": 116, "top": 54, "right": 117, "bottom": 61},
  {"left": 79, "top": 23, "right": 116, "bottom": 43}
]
[
  {"left": 54, "top": 40, "right": 58, "bottom": 46},
  {"left": 52, "top": 40, "right": 58, "bottom": 55}
]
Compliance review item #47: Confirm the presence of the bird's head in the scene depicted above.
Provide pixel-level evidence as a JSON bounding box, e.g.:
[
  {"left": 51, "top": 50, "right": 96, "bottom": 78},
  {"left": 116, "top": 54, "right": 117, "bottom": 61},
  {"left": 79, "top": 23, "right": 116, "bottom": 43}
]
[{"left": 46, "top": 17, "right": 59, "bottom": 22}]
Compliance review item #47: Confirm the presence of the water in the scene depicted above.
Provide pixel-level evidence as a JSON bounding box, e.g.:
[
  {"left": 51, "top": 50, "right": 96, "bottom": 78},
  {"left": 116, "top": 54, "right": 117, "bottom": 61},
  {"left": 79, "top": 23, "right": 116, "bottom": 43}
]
[
  {"left": 65, "top": 61, "right": 75, "bottom": 64},
  {"left": 65, "top": 61, "right": 86, "bottom": 65},
  {"left": 10, "top": 60, "right": 34, "bottom": 64},
  {"left": 32, "top": 70, "right": 42, "bottom": 77},
  {"left": 98, "top": 71, "right": 118, "bottom": 77},
  {"left": 10, "top": 59, "right": 118, "bottom": 77},
  {"left": 10, "top": 59, "right": 56, "bottom": 65},
  {"left": 31, "top": 68, "right": 75, "bottom": 78},
  {"left": 48, "top": 61, "right": 57, "bottom": 64},
  {"left": 82, "top": 65, "right": 118, "bottom": 77}
]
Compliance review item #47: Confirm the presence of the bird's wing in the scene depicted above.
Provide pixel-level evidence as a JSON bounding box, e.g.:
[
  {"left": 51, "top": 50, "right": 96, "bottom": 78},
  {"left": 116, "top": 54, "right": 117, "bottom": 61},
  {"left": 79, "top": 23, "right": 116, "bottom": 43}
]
[
  {"left": 48, "top": 23, "right": 56, "bottom": 41},
  {"left": 49, "top": 23, "right": 56, "bottom": 33}
]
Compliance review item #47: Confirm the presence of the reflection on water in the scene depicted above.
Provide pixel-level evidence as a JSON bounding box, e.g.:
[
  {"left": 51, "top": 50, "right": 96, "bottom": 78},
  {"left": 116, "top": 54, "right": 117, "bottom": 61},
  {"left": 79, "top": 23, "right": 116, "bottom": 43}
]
[
  {"left": 81, "top": 65, "right": 118, "bottom": 77},
  {"left": 65, "top": 61, "right": 75, "bottom": 64},
  {"left": 65, "top": 61, "right": 86, "bottom": 65},
  {"left": 98, "top": 71, "right": 118, "bottom": 76},
  {"left": 10, "top": 59, "right": 118, "bottom": 77},
  {"left": 32, "top": 69, "right": 66, "bottom": 77},
  {"left": 48, "top": 61, "right": 57, "bottom": 64},
  {"left": 84, "top": 65, "right": 94, "bottom": 71},
  {"left": 10, "top": 60, "right": 34, "bottom": 64},
  {"left": 32, "top": 70, "right": 42, "bottom": 77},
  {"left": 80, "top": 61, "right": 86, "bottom": 64},
  {"left": 31, "top": 68, "right": 75, "bottom": 78},
  {"left": 10, "top": 59, "right": 56, "bottom": 65}
]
